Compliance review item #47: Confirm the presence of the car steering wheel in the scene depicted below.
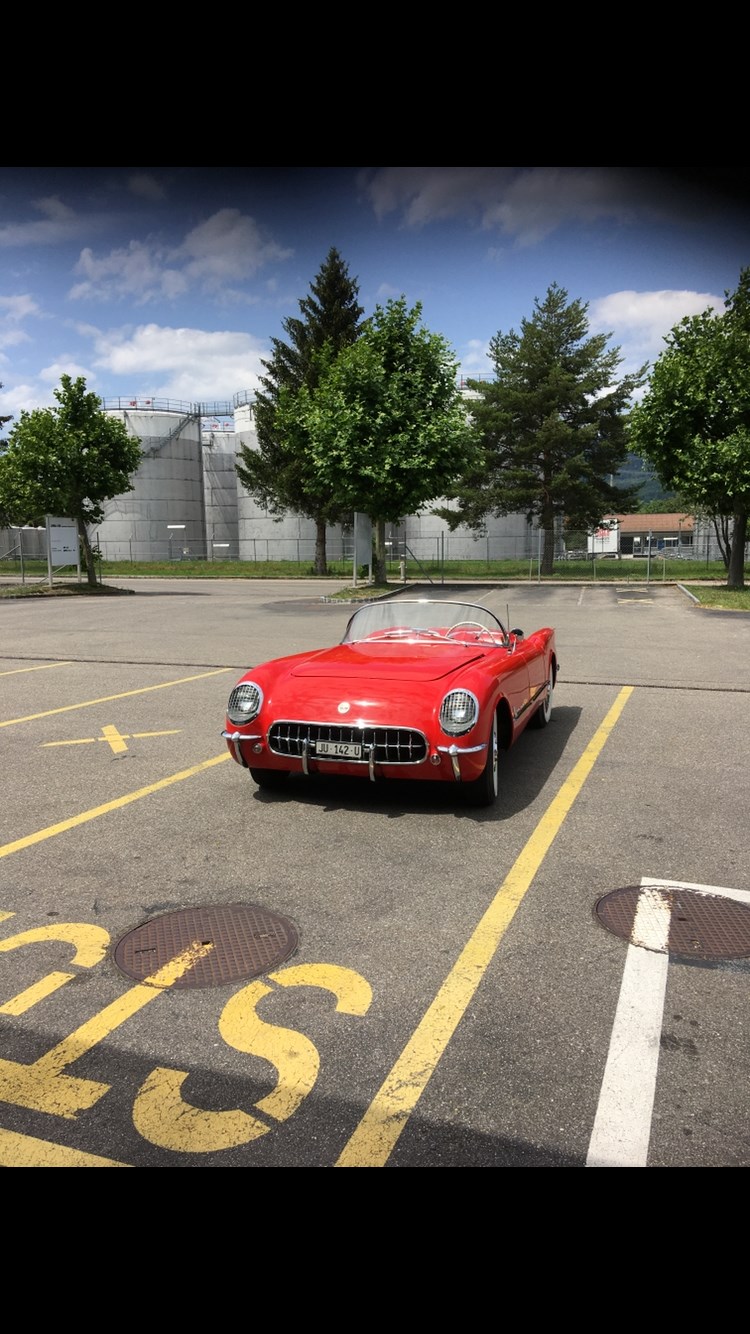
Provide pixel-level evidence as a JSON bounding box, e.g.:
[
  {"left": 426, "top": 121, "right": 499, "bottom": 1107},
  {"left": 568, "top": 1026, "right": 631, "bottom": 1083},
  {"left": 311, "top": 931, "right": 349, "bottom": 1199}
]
[{"left": 446, "top": 620, "right": 495, "bottom": 639}]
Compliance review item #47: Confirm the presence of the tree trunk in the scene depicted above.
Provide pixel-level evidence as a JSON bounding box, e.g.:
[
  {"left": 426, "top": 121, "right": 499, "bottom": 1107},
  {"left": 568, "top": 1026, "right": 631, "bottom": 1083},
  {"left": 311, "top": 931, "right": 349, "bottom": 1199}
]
[
  {"left": 541, "top": 524, "right": 555, "bottom": 575},
  {"left": 314, "top": 517, "right": 327, "bottom": 575},
  {"left": 78, "top": 517, "right": 98, "bottom": 587},
  {"left": 373, "top": 517, "right": 387, "bottom": 584},
  {"left": 712, "top": 515, "right": 731, "bottom": 568},
  {"left": 726, "top": 508, "right": 747, "bottom": 590}
]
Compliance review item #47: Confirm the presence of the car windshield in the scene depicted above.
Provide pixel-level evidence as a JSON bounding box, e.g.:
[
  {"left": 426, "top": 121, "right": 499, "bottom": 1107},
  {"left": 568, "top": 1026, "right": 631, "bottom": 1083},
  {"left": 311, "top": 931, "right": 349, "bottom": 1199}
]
[{"left": 341, "top": 599, "right": 508, "bottom": 644}]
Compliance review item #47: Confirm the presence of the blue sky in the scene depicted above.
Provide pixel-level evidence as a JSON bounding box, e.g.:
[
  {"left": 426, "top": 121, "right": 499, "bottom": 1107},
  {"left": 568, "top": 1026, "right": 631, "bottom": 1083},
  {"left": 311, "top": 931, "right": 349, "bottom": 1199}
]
[{"left": 1, "top": 166, "right": 748, "bottom": 423}]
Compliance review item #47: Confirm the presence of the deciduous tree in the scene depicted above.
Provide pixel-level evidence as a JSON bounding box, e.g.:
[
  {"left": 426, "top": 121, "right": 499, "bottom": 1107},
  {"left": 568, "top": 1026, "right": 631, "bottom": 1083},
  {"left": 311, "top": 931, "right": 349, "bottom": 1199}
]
[
  {"left": 628, "top": 267, "right": 750, "bottom": 589},
  {"left": 279, "top": 297, "right": 479, "bottom": 582},
  {"left": 0, "top": 375, "right": 141, "bottom": 586}
]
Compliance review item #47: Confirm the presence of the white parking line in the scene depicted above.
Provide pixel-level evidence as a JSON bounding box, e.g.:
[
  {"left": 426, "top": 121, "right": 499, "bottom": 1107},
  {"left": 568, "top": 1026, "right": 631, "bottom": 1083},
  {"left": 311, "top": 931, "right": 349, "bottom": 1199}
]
[{"left": 586, "top": 877, "right": 750, "bottom": 1167}]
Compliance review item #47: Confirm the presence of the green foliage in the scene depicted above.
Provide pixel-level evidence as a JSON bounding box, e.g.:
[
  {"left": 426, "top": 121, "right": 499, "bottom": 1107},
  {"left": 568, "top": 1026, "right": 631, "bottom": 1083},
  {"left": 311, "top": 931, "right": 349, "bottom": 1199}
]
[
  {"left": 235, "top": 247, "right": 364, "bottom": 573},
  {"left": 0, "top": 382, "right": 11, "bottom": 439},
  {"left": 281, "top": 297, "right": 480, "bottom": 579},
  {"left": 628, "top": 266, "right": 750, "bottom": 588},
  {"left": 637, "top": 497, "right": 688, "bottom": 514},
  {"left": 437, "top": 282, "right": 649, "bottom": 573},
  {"left": 0, "top": 374, "right": 142, "bottom": 585}
]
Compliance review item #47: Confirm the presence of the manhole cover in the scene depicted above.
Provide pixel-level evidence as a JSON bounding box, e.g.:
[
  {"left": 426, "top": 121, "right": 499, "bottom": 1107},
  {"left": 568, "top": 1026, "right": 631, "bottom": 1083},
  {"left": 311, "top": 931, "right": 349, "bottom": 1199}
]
[
  {"left": 113, "top": 903, "right": 299, "bottom": 988},
  {"left": 594, "top": 885, "right": 750, "bottom": 961}
]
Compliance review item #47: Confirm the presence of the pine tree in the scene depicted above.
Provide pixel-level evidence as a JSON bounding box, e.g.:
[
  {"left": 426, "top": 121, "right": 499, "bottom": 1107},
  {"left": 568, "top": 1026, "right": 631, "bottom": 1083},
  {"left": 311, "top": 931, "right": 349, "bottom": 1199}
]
[
  {"left": 236, "top": 247, "right": 364, "bottom": 574},
  {"left": 439, "top": 282, "right": 648, "bottom": 574}
]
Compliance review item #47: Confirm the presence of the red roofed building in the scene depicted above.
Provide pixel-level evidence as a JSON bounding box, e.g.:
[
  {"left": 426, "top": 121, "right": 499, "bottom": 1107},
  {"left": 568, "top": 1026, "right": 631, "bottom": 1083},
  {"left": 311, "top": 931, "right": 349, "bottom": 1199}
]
[{"left": 592, "top": 513, "right": 695, "bottom": 558}]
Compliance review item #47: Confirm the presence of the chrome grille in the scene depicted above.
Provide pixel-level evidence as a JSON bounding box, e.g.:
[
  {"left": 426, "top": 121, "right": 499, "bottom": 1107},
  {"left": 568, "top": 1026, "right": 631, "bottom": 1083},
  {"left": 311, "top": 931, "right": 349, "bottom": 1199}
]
[{"left": 268, "top": 721, "right": 427, "bottom": 765}]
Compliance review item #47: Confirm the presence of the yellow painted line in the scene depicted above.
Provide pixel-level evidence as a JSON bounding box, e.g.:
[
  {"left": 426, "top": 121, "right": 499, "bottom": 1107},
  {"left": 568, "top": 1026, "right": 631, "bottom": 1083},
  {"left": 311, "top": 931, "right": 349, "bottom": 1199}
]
[
  {"left": 0, "top": 972, "right": 76, "bottom": 1016},
  {"left": 101, "top": 724, "right": 127, "bottom": 754},
  {"left": 0, "top": 1126, "right": 131, "bottom": 1168},
  {"left": 132, "top": 730, "right": 181, "bottom": 739},
  {"left": 0, "top": 668, "right": 233, "bottom": 727},
  {"left": 336, "top": 685, "right": 635, "bottom": 1168},
  {"left": 0, "top": 753, "right": 231, "bottom": 859},
  {"left": 42, "top": 729, "right": 182, "bottom": 749},
  {"left": 0, "top": 662, "right": 73, "bottom": 677},
  {"left": 42, "top": 738, "right": 99, "bottom": 747}
]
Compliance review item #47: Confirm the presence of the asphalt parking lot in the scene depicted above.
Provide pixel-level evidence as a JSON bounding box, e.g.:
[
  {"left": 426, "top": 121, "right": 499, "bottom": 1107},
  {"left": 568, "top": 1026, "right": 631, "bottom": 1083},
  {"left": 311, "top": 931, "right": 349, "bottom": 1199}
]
[{"left": 1, "top": 576, "right": 749, "bottom": 1167}]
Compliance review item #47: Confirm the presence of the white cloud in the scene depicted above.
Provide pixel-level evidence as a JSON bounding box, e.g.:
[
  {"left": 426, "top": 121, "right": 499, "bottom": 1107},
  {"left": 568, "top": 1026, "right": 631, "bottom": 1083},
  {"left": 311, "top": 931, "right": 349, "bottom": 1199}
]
[
  {"left": 127, "top": 173, "right": 168, "bottom": 202},
  {"left": 360, "top": 167, "right": 517, "bottom": 227},
  {"left": 70, "top": 242, "right": 188, "bottom": 304},
  {"left": 0, "top": 294, "right": 40, "bottom": 320},
  {"left": 0, "top": 196, "right": 93, "bottom": 248},
  {"left": 358, "top": 166, "right": 732, "bottom": 247},
  {"left": 176, "top": 209, "right": 294, "bottom": 290},
  {"left": 0, "top": 381, "right": 48, "bottom": 417},
  {"left": 589, "top": 288, "right": 725, "bottom": 367},
  {"left": 457, "top": 338, "right": 493, "bottom": 378},
  {"left": 68, "top": 208, "right": 294, "bottom": 306},
  {"left": 89, "top": 322, "right": 268, "bottom": 401},
  {"left": 0, "top": 293, "right": 41, "bottom": 351}
]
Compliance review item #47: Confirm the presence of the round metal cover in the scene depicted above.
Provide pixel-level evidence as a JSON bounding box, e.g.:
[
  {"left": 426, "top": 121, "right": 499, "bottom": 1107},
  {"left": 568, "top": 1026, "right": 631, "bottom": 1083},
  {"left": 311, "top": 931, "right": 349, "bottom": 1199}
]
[
  {"left": 594, "top": 885, "right": 750, "bottom": 961},
  {"left": 113, "top": 903, "right": 299, "bottom": 988}
]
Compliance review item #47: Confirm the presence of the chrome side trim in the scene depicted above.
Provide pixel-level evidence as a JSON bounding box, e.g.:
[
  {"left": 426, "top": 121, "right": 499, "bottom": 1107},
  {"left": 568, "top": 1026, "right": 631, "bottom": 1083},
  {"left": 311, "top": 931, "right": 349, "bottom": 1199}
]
[{"left": 515, "top": 679, "right": 550, "bottom": 721}]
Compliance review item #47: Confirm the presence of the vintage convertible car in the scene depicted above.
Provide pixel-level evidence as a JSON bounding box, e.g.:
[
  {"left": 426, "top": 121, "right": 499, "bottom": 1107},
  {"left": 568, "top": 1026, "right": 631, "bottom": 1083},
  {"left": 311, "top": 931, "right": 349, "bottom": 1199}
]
[{"left": 222, "top": 598, "right": 558, "bottom": 807}]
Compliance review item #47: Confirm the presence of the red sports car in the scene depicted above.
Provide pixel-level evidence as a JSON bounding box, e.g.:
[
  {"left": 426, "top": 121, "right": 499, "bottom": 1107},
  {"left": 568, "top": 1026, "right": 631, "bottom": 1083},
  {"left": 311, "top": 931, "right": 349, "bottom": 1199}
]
[{"left": 222, "top": 597, "right": 558, "bottom": 807}]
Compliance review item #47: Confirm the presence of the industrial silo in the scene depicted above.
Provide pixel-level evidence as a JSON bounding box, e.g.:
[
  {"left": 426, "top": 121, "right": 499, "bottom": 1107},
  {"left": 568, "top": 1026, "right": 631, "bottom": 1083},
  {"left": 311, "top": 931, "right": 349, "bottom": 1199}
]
[{"left": 233, "top": 400, "right": 347, "bottom": 566}]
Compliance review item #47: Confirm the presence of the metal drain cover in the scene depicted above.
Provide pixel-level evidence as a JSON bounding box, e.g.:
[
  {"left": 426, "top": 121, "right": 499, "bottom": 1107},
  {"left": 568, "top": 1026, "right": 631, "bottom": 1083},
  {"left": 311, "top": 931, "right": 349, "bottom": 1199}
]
[
  {"left": 113, "top": 903, "right": 299, "bottom": 988},
  {"left": 594, "top": 885, "right": 750, "bottom": 961}
]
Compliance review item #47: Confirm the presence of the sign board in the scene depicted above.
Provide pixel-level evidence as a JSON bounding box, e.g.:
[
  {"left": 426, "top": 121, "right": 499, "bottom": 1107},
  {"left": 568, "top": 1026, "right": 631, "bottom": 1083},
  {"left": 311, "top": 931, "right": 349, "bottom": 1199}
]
[
  {"left": 45, "top": 516, "right": 81, "bottom": 585},
  {"left": 353, "top": 513, "right": 372, "bottom": 566},
  {"left": 46, "top": 516, "right": 78, "bottom": 564},
  {"left": 587, "top": 521, "right": 619, "bottom": 556}
]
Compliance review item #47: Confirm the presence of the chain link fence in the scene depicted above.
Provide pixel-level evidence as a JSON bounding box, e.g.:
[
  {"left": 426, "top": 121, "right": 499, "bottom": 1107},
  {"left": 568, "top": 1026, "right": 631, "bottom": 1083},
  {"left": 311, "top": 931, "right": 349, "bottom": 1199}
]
[{"left": 1, "top": 525, "right": 737, "bottom": 577}]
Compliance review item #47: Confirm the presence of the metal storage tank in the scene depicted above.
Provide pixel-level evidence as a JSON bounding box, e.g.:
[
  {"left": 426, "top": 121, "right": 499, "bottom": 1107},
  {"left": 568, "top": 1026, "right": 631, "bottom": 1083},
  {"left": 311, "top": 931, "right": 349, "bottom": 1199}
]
[
  {"left": 83, "top": 390, "right": 566, "bottom": 566},
  {"left": 400, "top": 504, "right": 537, "bottom": 563},
  {"left": 96, "top": 400, "right": 205, "bottom": 562},
  {"left": 234, "top": 401, "right": 348, "bottom": 565},
  {"left": 202, "top": 426, "right": 240, "bottom": 562}
]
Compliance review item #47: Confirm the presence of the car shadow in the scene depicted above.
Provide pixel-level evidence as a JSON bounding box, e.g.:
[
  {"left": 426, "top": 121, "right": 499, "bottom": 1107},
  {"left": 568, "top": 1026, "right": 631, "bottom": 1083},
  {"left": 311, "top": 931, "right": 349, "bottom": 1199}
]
[{"left": 250, "top": 704, "right": 583, "bottom": 821}]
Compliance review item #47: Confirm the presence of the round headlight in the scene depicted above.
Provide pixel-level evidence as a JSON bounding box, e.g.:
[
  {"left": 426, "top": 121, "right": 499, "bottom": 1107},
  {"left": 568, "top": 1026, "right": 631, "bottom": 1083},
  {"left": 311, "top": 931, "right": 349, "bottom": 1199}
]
[
  {"left": 227, "top": 681, "right": 263, "bottom": 725},
  {"left": 439, "top": 689, "right": 479, "bottom": 736}
]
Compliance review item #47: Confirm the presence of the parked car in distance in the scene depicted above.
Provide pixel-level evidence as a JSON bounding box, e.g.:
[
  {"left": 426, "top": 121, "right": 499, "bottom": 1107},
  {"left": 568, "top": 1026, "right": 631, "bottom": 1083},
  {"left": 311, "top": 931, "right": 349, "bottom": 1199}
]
[{"left": 222, "top": 598, "right": 558, "bottom": 808}]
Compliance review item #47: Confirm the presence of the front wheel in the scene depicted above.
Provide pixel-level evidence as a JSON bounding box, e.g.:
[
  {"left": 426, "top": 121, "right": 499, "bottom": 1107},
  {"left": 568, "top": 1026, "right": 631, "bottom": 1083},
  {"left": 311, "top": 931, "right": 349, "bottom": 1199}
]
[
  {"left": 463, "top": 710, "right": 499, "bottom": 807},
  {"left": 250, "top": 767, "right": 290, "bottom": 791}
]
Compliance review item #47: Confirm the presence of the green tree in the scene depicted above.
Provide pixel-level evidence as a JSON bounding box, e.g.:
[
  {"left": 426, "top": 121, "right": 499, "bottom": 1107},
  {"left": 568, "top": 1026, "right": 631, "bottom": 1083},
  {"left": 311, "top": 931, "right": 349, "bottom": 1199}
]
[
  {"left": 0, "top": 386, "right": 11, "bottom": 437},
  {"left": 628, "top": 267, "right": 750, "bottom": 589},
  {"left": 235, "top": 247, "right": 364, "bottom": 574},
  {"left": 438, "top": 282, "right": 648, "bottom": 575},
  {"left": 280, "top": 296, "right": 479, "bottom": 583},
  {"left": 638, "top": 498, "right": 688, "bottom": 514},
  {"left": 0, "top": 384, "right": 13, "bottom": 527},
  {"left": 0, "top": 375, "right": 142, "bottom": 586}
]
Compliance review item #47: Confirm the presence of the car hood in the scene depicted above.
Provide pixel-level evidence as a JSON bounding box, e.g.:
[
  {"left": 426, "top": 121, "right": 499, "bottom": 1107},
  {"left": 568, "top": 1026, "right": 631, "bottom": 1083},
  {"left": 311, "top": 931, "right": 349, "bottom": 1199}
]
[{"left": 290, "top": 642, "right": 486, "bottom": 683}]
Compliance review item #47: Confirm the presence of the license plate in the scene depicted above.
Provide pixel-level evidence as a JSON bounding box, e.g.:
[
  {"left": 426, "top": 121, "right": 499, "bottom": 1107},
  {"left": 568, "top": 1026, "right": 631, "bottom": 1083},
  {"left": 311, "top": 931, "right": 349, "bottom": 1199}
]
[{"left": 316, "top": 740, "right": 362, "bottom": 758}]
